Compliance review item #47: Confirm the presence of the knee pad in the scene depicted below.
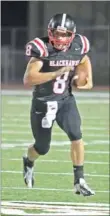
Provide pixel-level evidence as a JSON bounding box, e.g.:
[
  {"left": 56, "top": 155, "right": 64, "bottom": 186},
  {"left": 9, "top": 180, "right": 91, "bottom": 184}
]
[{"left": 33, "top": 141, "right": 50, "bottom": 155}]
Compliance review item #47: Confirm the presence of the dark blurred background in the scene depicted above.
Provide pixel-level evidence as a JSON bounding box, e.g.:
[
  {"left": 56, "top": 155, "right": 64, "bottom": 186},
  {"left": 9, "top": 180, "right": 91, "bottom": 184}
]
[{"left": 1, "top": 1, "right": 110, "bottom": 86}]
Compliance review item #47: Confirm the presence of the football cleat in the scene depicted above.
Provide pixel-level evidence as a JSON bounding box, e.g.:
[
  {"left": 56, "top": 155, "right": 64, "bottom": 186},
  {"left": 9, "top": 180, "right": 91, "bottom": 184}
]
[
  {"left": 74, "top": 178, "right": 95, "bottom": 196},
  {"left": 23, "top": 156, "right": 34, "bottom": 188}
]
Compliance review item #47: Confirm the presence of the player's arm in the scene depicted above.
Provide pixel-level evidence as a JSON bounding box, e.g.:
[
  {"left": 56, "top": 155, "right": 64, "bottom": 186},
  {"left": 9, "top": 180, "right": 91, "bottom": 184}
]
[
  {"left": 76, "top": 55, "right": 93, "bottom": 89},
  {"left": 73, "top": 34, "right": 93, "bottom": 89},
  {"left": 23, "top": 57, "right": 72, "bottom": 86},
  {"left": 24, "top": 38, "right": 72, "bottom": 86}
]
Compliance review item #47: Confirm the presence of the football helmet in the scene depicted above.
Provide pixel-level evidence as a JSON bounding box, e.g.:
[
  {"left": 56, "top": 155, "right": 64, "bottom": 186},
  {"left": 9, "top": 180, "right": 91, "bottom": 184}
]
[{"left": 48, "top": 13, "right": 76, "bottom": 50}]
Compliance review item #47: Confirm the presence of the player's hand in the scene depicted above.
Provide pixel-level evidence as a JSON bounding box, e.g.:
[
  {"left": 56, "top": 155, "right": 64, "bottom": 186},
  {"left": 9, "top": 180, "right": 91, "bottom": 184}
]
[{"left": 77, "top": 78, "right": 93, "bottom": 89}]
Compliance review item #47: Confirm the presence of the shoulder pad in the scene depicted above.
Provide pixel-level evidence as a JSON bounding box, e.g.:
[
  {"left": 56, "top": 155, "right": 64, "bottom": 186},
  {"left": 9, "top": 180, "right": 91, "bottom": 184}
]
[
  {"left": 75, "top": 34, "right": 90, "bottom": 54},
  {"left": 25, "top": 37, "right": 48, "bottom": 58}
]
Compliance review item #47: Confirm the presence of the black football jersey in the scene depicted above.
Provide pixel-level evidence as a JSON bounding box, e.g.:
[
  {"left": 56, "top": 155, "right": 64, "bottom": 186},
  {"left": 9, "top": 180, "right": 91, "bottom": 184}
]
[{"left": 25, "top": 34, "right": 90, "bottom": 101}]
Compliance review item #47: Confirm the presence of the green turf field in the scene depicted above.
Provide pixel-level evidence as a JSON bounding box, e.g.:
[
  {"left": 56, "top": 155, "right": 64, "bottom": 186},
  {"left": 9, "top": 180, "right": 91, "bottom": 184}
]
[{"left": 1, "top": 93, "right": 109, "bottom": 215}]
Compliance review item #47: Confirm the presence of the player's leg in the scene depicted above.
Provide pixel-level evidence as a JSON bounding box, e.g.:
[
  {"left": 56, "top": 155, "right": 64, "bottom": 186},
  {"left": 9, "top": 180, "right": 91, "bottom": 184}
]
[
  {"left": 23, "top": 107, "right": 53, "bottom": 188},
  {"left": 23, "top": 99, "right": 58, "bottom": 188},
  {"left": 56, "top": 95, "right": 95, "bottom": 196}
]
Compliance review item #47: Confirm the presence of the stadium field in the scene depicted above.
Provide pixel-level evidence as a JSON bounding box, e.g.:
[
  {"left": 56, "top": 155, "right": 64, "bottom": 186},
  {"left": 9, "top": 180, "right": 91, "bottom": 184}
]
[{"left": 1, "top": 92, "right": 109, "bottom": 215}]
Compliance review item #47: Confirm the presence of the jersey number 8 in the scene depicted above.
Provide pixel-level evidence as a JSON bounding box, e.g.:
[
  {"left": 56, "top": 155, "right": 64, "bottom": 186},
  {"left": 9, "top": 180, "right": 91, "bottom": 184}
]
[
  {"left": 53, "top": 72, "right": 69, "bottom": 94},
  {"left": 26, "top": 44, "right": 32, "bottom": 56}
]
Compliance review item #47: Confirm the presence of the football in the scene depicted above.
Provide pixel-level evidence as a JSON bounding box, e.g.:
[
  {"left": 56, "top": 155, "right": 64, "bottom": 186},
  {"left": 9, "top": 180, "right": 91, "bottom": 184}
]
[{"left": 72, "top": 66, "right": 87, "bottom": 87}]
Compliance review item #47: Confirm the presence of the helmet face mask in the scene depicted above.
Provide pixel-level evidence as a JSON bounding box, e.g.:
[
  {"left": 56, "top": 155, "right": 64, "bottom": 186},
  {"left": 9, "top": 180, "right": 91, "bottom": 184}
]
[
  {"left": 48, "top": 13, "right": 76, "bottom": 50},
  {"left": 48, "top": 28, "right": 74, "bottom": 50}
]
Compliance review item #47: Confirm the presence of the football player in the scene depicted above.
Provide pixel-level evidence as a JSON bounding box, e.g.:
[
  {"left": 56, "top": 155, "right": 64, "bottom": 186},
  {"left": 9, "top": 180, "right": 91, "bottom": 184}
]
[{"left": 23, "top": 13, "right": 95, "bottom": 196}]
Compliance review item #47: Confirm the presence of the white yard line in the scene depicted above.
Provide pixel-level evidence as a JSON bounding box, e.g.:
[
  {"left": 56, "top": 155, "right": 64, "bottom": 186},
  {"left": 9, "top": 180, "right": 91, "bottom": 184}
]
[
  {"left": 55, "top": 149, "right": 109, "bottom": 153},
  {"left": 2, "top": 125, "right": 108, "bottom": 130},
  {"left": 2, "top": 120, "right": 108, "bottom": 127},
  {"left": 1, "top": 142, "right": 109, "bottom": 149},
  {"left": 2, "top": 124, "right": 30, "bottom": 128},
  {"left": 6, "top": 100, "right": 109, "bottom": 104},
  {"left": 2, "top": 201, "right": 109, "bottom": 207},
  {"left": 2, "top": 186, "right": 109, "bottom": 193},
  {"left": 1, "top": 208, "right": 26, "bottom": 216},
  {"left": 2, "top": 130, "right": 109, "bottom": 138},
  {"left": 2, "top": 90, "right": 109, "bottom": 97},
  {"left": 2, "top": 118, "right": 30, "bottom": 123},
  {"left": 1, "top": 158, "right": 108, "bottom": 165},
  {"left": 77, "top": 100, "right": 108, "bottom": 104},
  {"left": 1, "top": 209, "right": 108, "bottom": 216},
  {"left": 2, "top": 117, "right": 109, "bottom": 121},
  {"left": 2, "top": 115, "right": 109, "bottom": 120},
  {"left": 1, "top": 200, "right": 109, "bottom": 215},
  {"left": 1, "top": 170, "right": 109, "bottom": 178}
]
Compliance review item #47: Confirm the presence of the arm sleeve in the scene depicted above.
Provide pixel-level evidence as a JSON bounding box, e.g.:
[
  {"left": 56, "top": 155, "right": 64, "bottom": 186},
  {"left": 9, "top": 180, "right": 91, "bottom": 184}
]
[
  {"left": 25, "top": 37, "right": 48, "bottom": 58},
  {"left": 77, "top": 34, "right": 90, "bottom": 55}
]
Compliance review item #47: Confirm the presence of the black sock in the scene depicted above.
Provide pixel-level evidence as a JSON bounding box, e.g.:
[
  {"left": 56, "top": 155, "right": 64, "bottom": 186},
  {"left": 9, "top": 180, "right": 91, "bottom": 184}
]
[
  {"left": 26, "top": 157, "right": 34, "bottom": 168},
  {"left": 73, "top": 165, "right": 84, "bottom": 184}
]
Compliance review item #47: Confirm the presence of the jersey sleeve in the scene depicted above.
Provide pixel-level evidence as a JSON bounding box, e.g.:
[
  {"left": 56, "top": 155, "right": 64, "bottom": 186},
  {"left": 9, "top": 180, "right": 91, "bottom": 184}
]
[
  {"left": 25, "top": 37, "right": 48, "bottom": 58},
  {"left": 77, "top": 34, "right": 90, "bottom": 55}
]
